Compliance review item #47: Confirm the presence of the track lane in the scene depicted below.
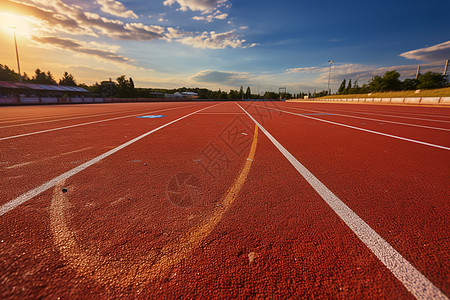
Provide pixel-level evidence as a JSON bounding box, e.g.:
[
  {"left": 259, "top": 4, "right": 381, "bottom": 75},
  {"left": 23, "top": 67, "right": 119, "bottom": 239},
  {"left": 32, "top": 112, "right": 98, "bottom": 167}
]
[
  {"left": 287, "top": 103, "right": 450, "bottom": 119},
  {"left": 239, "top": 103, "right": 447, "bottom": 299},
  {"left": 251, "top": 103, "right": 450, "bottom": 149},
  {"left": 0, "top": 106, "right": 163, "bottom": 128},
  {"left": 0, "top": 106, "right": 144, "bottom": 125},
  {"left": 0, "top": 103, "right": 155, "bottom": 123},
  {"left": 242, "top": 102, "right": 450, "bottom": 296},
  {"left": 0, "top": 103, "right": 218, "bottom": 206},
  {"left": 288, "top": 104, "right": 450, "bottom": 126},
  {"left": 325, "top": 106, "right": 450, "bottom": 119},
  {"left": 0, "top": 103, "right": 200, "bottom": 139},
  {"left": 276, "top": 104, "right": 450, "bottom": 132}
]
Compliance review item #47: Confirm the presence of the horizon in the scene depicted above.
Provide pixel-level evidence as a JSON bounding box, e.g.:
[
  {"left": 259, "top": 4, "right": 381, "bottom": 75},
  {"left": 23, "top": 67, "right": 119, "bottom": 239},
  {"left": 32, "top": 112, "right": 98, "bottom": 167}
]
[{"left": 0, "top": 0, "right": 449, "bottom": 94}]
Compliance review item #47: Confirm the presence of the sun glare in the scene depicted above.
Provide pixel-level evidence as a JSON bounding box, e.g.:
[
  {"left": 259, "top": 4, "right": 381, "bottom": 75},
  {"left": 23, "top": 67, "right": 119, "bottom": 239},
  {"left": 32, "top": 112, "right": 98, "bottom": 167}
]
[{"left": 0, "top": 13, "right": 32, "bottom": 36}]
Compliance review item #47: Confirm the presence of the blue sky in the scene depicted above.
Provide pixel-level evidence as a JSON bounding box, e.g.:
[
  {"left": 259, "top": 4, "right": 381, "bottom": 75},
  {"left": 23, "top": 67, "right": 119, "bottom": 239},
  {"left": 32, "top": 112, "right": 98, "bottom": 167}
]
[{"left": 0, "top": 0, "right": 449, "bottom": 93}]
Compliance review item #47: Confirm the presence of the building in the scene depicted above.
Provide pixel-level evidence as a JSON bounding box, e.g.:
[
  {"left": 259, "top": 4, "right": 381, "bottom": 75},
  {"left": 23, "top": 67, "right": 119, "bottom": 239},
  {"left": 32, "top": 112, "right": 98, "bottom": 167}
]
[
  {"left": 149, "top": 91, "right": 199, "bottom": 100},
  {"left": 0, "top": 81, "right": 89, "bottom": 98}
]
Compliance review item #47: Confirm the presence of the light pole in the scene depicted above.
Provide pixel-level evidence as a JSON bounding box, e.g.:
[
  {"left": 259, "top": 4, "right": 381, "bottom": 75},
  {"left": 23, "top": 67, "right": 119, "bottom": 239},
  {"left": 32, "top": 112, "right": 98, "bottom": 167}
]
[
  {"left": 11, "top": 27, "right": 22, "bottom": 83},
  {"left": 327, "top": 60, "right": 333, "bottom": 95}
]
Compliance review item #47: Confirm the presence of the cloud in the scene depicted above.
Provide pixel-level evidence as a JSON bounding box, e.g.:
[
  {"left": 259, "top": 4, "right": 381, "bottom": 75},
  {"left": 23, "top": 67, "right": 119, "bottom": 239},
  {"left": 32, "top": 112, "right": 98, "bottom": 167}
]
[
  {"left": 191, "top": 69, "right": 250, "bottom": 86},
  {"left": 1, "top": 0, "right": 164, "bottom": 40},
  {"left": 0, "top": 0, "right": 90, "bottom": 35},
  {"left": 165, "top": 27, "right": 186, "bottom": 39},
  {"left": 192, "top": 10, "right": 228, "bottom": 22},
  {"left": 30, "top": 35, "right": 133, "bottom": 63},
  {"left": 173, "top": 30, "right": 249, "bottom": 49},
  {"left": 163, "top": 0, "right": 228, "bottom": 13},
  {"left": 96, "top": 0, "right": 138, "bottom": 19},
  {"left": 286, "top": 66, "right": 324, "bottom": 73},
  {"left": 164, "top": 0, "right": 230, "bottom": 23},
  {"left": 2, "top": 0, "right": 248, "bottom": 49},
  {"left": 165, "top": 28, "right": 254, "bottom": 49},
  {"left": 121, "top": 23, "right": 165, "bottom": 40},
  {"left": 400, "top": 41, "right": 450, "bottom": 62}
]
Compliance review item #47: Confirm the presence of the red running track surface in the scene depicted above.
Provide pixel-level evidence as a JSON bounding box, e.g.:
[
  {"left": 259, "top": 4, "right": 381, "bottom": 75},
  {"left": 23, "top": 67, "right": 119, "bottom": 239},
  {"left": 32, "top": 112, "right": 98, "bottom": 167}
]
[{"left": 0, "top": 101, "right": 449, "bottom": 299}]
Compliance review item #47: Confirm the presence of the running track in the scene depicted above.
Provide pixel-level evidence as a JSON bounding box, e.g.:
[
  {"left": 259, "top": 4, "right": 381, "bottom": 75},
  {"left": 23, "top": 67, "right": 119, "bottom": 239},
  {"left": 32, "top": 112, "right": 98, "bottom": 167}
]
[{"left": 0, "top": 102, "right": 449, "bottom": 299}]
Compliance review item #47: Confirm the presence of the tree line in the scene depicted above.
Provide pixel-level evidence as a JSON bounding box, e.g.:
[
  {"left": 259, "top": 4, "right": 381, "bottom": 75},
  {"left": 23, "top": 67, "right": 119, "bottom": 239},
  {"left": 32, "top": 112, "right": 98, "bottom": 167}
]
[
  {"left": 0, "top": 63, "right": 298, "bottom": 99},
  {"left": 336, "top": 71, "right": 449, "bottom": 95},
  {"left": 1, "top": 64, "right": 78, "bottom": 86},
  {"left": 2, "top": 63, "right": 448, "bottom": 99}
]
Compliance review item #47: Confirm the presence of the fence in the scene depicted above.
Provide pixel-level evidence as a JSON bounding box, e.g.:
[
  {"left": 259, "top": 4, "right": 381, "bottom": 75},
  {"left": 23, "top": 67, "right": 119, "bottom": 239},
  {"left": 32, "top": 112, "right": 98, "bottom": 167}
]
[{"left": 294, "top": 97, "right": 450, "bottom": 105}]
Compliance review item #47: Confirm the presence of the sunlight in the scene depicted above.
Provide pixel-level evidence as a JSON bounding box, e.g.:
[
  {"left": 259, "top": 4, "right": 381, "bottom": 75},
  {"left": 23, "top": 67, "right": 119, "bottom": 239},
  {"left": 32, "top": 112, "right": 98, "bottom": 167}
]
[{"left": 0, "top": 13, "right": 33, "bottom": 37}]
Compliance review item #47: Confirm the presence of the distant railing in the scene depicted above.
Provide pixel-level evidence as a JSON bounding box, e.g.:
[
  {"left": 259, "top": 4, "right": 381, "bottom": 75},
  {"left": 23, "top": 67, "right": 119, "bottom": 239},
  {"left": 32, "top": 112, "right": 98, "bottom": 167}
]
[{"left": 289, "top": 97, "right": 450, "bottom": 105}]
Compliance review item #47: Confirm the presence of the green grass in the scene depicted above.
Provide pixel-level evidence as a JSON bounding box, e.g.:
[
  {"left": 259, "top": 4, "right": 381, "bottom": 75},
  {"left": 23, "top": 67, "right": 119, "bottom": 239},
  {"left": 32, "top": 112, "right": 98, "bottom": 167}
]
[{"left": 318, "top": 87, "right": 450, "bottom": 99}]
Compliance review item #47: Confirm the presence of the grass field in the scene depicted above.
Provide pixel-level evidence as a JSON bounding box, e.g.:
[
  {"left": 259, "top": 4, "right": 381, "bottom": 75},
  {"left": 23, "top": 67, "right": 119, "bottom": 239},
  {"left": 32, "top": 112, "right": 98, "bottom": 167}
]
[{"left": 318, "top": 87, "right": 450, "bottom": 99}]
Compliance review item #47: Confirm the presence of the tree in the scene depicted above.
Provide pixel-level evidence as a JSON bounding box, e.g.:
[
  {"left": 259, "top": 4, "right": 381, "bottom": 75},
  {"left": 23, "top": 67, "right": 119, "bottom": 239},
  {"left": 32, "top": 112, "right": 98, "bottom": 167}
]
[
  {"left": 239, "top": 86, "right": 244, "bottom": 99},
  {"left": 368, "top": 75, "right": 382, "bottom": 92},
  {"left": 116, "top": 75, "right": 136, "bottom": 97},
  {"left": 345, "top": 79, "right": 352, "bottom": 94},
  {"left": 228, "top": 89, "right": 240, "bottom": 100},
  {"left": 359, "top": 83, "right": 370, "bottom": 94},
  {"left": 59, "top": 72, "right": 77, "bottom": 86},
  {"left": 245, "top": 86, "right": 251, "bottom": 99},
  {"left": 402, "top": 78, "right": 418, "bottom": 91},
  {"left": 0, "top": 64, "right": 19, "bottom": 81},
  {"left": 22, "top": 72, "right": 30, "bottom": 82},
  {"left": 337, "top": 79, "right": 346, "bottom": 94},
  {"left": 368, "top": 71, "right": 402, "bottom": 92},
  {"left": 417, "top": 72, "right": 448, "bottom": 89},
  {"left": 32, "top": 69, "right": 45, "bottom": 83},
  {"left": 381, "top": 70, "right": 402, "bottom": 91},
  {"left": 314, "top": 90, "right": 329, "bottom": 97},
  {"left": 31, "top": 69, "right": 57, "bottom": 84},
  {"left": 263, "top": 91, "right": 278, "bottom": 99},
  {"left": 129, "top": 77, "right": 136, "bottom": 97},
  {"left": 220, "top": 89, "right": 228, "bottom": 100},
  {"left": 347, "top": 80, "right": 361, "bottom": 94}
]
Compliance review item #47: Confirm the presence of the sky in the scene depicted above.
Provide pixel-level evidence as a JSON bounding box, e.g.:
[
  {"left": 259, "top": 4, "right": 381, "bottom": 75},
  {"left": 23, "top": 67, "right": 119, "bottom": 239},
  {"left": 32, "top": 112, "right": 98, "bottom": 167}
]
[{"left": 0, "top": 0, "right": 449, "bottom": 94}]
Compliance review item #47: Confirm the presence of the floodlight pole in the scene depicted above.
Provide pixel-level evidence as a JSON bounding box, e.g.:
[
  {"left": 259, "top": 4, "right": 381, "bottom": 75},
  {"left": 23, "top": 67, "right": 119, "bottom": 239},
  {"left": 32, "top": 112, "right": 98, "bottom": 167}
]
[
  {"left": 327, "top": 60, "right": 333, "bottom": 95},
  {"left": 444, "top": 59, "right": 449, "bottom": 76},
  {"left": 12, "top": 27, "right": 22, "bottom": 83}
]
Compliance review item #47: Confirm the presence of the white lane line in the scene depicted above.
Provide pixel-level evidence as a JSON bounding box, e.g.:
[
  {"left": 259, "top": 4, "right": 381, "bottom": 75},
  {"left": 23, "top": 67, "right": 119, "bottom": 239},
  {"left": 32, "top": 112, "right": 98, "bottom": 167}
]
[
  {"left": 4, "top": 147, "right": 94, "bottom": 170},
  {"left": 0, "top": 107, "right": 141, "bottom": 125},
  {"left": 0, "top": 104, "right": 197, "bottom": 141},
  {"left": 0, "top": 107, "right": 151, "bottom": 128},
  {"left": 197, "top": 112, "right": 247, "bottom": 114},
  {"left": 253, "top": 104, "right": 450, "bottom": 151},
  {"left": 0, "top": 103, "right": 221, "bottom": 217},
  {"left": 0, "top": 110, "right": 117, "bottom": 124},
  {"left": 313, "top": 107, "right": 450, "bottom": 123},
  {"left": 338, "top": 108, "right": 450, "bottom": 119},
  {"left": 277, "top": 105, "right": 450, "bottom": 132},
  {"left": 0, "top": 103, "right": 184, "bottom": 125},
  {"left": 237, "top": 103, "right": 448, "bottom": 300}
]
